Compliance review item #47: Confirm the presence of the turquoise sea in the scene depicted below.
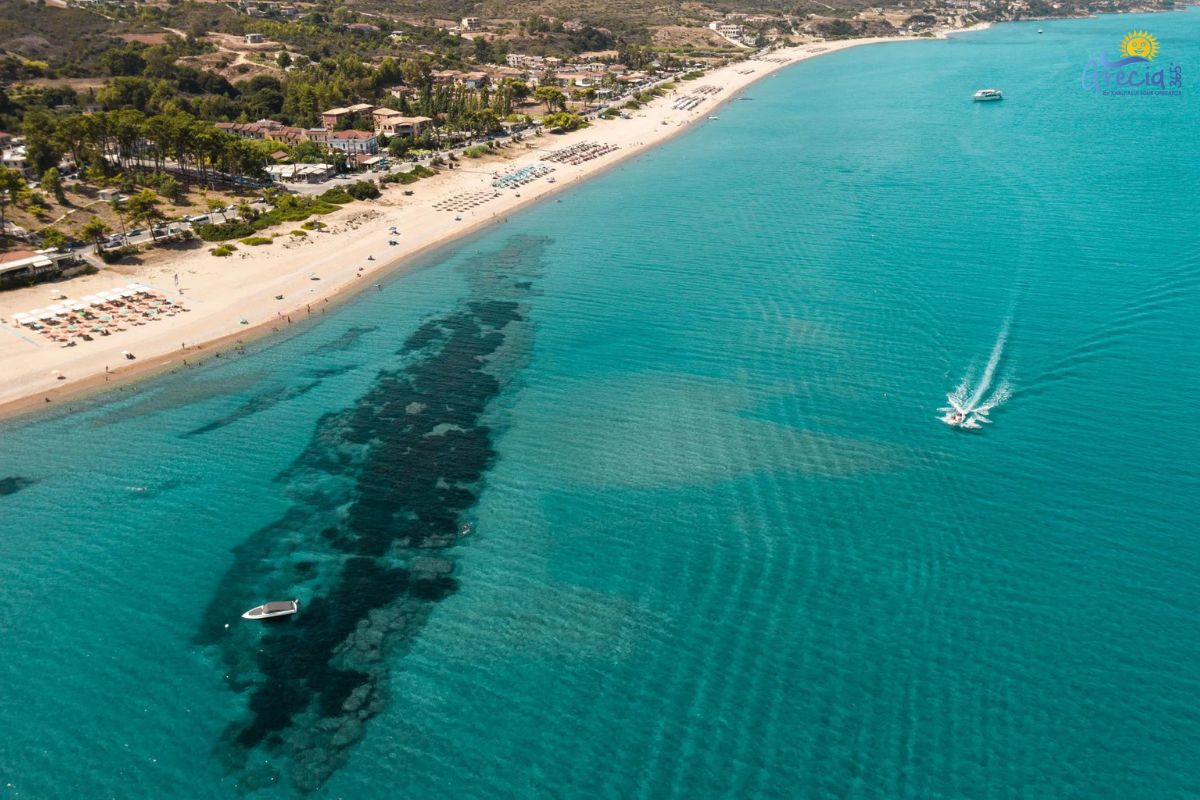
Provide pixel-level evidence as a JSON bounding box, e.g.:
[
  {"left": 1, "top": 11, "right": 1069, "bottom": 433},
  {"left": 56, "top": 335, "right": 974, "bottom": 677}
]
[{"left": 2, "top": 11, "right": 1198, "bottom": 798}]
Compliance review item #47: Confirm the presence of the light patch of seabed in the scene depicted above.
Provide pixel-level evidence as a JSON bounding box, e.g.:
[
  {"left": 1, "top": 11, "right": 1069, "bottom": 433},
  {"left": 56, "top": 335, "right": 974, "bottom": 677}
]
[{"left": 514, "top": 372, "right": 901, "bottom": 490}]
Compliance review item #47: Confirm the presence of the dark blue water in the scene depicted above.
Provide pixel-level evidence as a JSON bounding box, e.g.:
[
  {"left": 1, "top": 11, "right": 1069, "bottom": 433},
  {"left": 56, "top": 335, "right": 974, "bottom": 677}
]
[{"left": 1, "top": 13, "right": 1198, "bottom": 798}]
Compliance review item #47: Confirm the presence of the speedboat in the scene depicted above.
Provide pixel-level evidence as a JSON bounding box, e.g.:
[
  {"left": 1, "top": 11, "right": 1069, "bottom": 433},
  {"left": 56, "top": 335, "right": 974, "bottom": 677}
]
[
  {"left": 1037, "top": 28, "right": 1044, "bottom": 33},
  {"left": 973, "top": 88, "right": 1003, "bottom": 102},
  {"left": 242, "top": 599, "right": 299, "bottom": 620}
]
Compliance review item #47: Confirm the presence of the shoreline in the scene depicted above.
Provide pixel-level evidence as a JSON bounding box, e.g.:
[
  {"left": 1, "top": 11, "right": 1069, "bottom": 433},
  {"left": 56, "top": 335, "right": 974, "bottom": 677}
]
[{"left": 0, "top": 29, "right": 984, "bottom": 423}]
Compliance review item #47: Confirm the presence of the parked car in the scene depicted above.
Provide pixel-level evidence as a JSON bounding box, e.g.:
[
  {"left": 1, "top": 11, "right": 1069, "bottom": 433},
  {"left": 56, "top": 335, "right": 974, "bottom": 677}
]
[
  {"left": 128, "top": 228, "right": 144, "bottom": 236},
  {"left": 187, "top": 214, "right": 210, "bottom": 224}
]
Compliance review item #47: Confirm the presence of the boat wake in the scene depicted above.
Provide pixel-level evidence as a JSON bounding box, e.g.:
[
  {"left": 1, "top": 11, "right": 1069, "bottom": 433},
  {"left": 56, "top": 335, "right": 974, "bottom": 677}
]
[{"left": 940, "top": 319, "right": 1013, "bottom": 430}]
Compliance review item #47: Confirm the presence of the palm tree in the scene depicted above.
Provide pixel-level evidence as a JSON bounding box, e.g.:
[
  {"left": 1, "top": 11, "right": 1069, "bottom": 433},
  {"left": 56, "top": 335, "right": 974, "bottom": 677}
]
[{"left": 206, "top": 198, "right": 227, "bottom": 222}]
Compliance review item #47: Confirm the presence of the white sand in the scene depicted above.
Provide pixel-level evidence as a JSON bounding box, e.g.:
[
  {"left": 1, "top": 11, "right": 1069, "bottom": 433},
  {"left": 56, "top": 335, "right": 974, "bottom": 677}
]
[{"left": 0, "top": 34, "right": 960, "bottom": 417}]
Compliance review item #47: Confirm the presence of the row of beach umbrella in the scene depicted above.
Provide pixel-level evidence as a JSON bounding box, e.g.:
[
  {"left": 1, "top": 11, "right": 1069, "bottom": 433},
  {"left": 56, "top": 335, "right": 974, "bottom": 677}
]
[{"left": 11, "top": 284, "right": 156, "bottom": 327}]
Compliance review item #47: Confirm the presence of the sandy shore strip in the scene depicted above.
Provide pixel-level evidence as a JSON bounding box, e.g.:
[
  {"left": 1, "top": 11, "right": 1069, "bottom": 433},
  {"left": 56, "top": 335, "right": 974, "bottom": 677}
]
[{"left": 0, "top": 31, "right": 982, "bottom": 420}]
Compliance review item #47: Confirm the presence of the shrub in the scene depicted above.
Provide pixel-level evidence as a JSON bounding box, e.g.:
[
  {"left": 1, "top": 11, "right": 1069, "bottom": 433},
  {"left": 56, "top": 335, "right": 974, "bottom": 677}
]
[
  {"left": 382, "top": 165, "right": 436, "bottom": 186},
  {"left": 318, "top": 187, "right": 354, "bottom": 204},
  {"left": 346, "top": 180, "right": 380, "bottom": 200},
  {"left": 300, "top": 220, "right": 325, "bottom": 230},
  {"left": 290, "top": 229, "right": 307, "bottom": 237},
  {"left": 624, "top": 99, "right": 641, "bottom": 109},
  {"left": 211, "top": 245, "right": 237, "bottom": 257},
  {"left": 196, "top": 221, "right": 256, "bottom": 241},
  {"left": 463, "top": 145, "right": 488, "bottom": 158},
  {"left": 99, "top": 245, "right": 138, "bottom": 264},
  {"left": 240, "top": 236, "right": 273, "bottom": 246},
  {"left": 541, "top": 112, "right": 587, "bottom": 132}
]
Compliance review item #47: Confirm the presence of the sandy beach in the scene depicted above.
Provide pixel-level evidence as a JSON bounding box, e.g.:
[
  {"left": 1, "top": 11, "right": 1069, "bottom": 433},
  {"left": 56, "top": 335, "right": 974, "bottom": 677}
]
[{"left": 0, "top": 32, "right": 976, "bottom": 419}]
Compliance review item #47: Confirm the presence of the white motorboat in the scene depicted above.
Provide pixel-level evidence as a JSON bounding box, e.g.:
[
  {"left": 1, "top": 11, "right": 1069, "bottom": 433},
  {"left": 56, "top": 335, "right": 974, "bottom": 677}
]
[
  {"left": 242, "top": 599, "right": 299, "bottom": 620},
  {"left": 973, "top": 88, "right": 1004, "bottom": 101}
]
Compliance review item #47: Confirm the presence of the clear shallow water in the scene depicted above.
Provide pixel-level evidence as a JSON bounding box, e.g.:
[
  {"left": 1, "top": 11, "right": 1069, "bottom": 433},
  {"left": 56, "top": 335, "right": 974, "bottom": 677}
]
[{"left": 3, "top": 13, "right": 1199, "bottom": 798}]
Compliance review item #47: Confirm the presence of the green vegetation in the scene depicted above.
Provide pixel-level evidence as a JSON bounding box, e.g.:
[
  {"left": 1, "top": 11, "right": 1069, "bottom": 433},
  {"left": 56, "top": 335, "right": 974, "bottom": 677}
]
[
  {"left": 346, "top": 180, "right": 381, "bottom": 200},
  {"left": 211, "top": 244, "right": 237, "bottom": 257},
  {"left": 463, "top": 145, "right": 489, "bottom": 158},
  {"left": 195, "top": 193, "right": 340, "bottom": 242},
  {"left": 290, "top": 229, "right": 307, "bottom": 238},
  {"left": 542, "top": 112, "right": 587, "bottom": 132},
  {"left": 380, "top": 165, "right": 436, "bottom": 186},
  {"left": 240, "top": 236, "right": 273, "bottom": 246},
  {"left": 316, "top": 187, "right": 353, "bottom": 204},
  {"left": 80, "top": 217, "right": 112, "bottom": 253}
]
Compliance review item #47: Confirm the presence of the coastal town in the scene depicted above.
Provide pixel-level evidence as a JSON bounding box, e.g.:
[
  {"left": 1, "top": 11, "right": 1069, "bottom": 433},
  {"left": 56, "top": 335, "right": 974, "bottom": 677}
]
[{"left": 0, "top": 0, "right": 1176, "bottom": 411}]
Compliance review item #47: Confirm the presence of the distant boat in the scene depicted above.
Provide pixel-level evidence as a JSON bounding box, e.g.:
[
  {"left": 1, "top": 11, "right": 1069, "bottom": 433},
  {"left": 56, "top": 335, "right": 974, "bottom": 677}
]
[
  {"left": 242, "top": 599, "right": 299, "bottom": 620},
  {"left": 708, "top": 115, "right": 719, "bottom": 120},
  {"left": 973, "top": 88, "right": 1004, "bottom": 102},
  {"left": 1037, "top": 28, "right": 1044, "bottom": 33}
]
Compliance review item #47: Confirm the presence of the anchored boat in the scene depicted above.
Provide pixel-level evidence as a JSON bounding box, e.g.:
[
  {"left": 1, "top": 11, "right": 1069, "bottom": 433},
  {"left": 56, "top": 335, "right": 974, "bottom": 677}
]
[
  {"left": 242, "top": 599, "right": 299, "bottom": 620},
  {"left": 973, "top": 88, "right": 1004, "bottom": 102}
]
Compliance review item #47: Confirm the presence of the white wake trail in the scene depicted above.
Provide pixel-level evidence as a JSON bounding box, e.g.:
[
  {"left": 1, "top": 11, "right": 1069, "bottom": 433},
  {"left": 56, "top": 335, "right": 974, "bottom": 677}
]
[
  {"left": 966, "top": 320, "right": 1009, "bottom": 410},
  {"left": 941, "top": 319, "right": 1014, "bottom": 428}
]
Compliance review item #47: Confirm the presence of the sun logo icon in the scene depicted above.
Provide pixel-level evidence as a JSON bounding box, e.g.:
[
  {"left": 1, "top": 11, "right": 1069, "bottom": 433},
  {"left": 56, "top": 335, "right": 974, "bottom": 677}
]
[{"left": 1120, "top": 30, "right": 1159, "bottom": 60}]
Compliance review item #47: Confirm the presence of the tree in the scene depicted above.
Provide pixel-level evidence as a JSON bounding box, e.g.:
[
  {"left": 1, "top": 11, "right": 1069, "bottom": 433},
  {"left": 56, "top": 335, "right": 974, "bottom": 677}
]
[
  {"left": 81, "top": 216, "right": 112, "bottom": 253},
  {"left": 100, "top": 46, "right": 148, "bottom": 77},
  {"left": 39, "top": 226, "right": 67, "bottom": 250},
  {"left": 126, "top": 189, "right": 164, "bottom": 239},
  {"left": 22, "top": 110, "right": 64, "bottom": 177},
  {"left": 206, "top": 198, "right": 227, "bottom": 222},
  {"left": 277, "top": 50, "right": 292, "bottom": 69},
  {"left": 41, "top": 167, "right": 65, "bottom": 204},
  {"left": 109, "top": 195, "right": 128, "bottom": 241},
  {"left": 533, "top": 86, "right": 567, "bottom": 113},
  {"left": 158, "top": 176, "right": 184, "bottom": 205},
  {"left": 236, "top": 202, "right": 256, "bottom": 222},
  {"left": 0, "top": 167, "right": 26, "bottom": 250},
  {"left": 542, "top": 112, "right": 585, "bottom": 132}
]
